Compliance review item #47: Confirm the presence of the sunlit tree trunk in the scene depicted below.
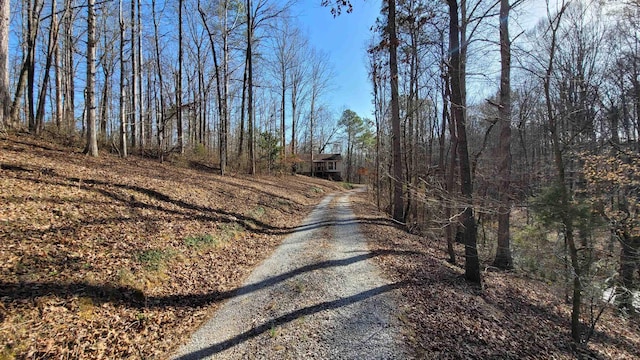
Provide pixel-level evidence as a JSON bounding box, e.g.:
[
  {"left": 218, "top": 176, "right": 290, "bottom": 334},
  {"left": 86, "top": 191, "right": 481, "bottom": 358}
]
[
  {"left": 0, "top": 0, "right": 9, "bottom": 127},
  {"left": 119, "top": 0, "right": 127, "bottom": 157},
  {"left": 177, "top": 0, "right": 184, "bottom": 154},
  {"left": 84, "top": 0, "right": 98, "bottom": 156},
  {"left": 152, "top": 0, "right": 165, "bottom": 161},
  {"left": 36, "top": 0, "right": 62, "bottom": 135},
  {"left": 493, "top": 0, "right": 513, "bottom": 270}
]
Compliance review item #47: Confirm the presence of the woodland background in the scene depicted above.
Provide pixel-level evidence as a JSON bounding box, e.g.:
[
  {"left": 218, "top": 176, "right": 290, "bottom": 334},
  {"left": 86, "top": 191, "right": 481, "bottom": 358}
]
[{"left": 1, "top": 0, "right": 640, "bottom": 351}]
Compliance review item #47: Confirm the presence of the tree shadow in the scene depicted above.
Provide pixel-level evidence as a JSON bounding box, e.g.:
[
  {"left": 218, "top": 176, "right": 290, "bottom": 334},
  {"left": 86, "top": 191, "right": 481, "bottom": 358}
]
[
  {"left": 0, "top": 250, "right": 419, "bottom": 310},
  {"left": 2, "top": 162, "right": 403, "bottom": 240},
  {"left": 173, "top": 280, "right": 411, "bottom": 360}
]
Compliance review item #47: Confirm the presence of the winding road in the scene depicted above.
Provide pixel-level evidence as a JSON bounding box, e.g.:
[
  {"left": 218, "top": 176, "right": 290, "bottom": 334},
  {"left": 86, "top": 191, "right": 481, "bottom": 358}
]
[{"left": 172, "top": 190, "right": 408, "bottom": 359}]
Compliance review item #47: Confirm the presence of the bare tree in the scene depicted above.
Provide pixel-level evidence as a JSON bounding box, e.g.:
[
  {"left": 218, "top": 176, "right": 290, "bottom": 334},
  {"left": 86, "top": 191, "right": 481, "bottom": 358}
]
[
  {"left": 0, "top": 0, "right": 9, "bottom": 127},
  {"left": 493, "top": 0, "right": 513, "bottom": 269},
  {"left": 119, "top": 0, "right": 127, "bottom": 157},
  {"left": 177, "top": 0, "right": 184, "bottom": 154},
  {"left": 387, "top": 0, "right": 404, "bottom": 222},
  {"left": 271, "top": 17, "right": 298, "bottom": 159},
  {"left": 448, "top": 0, "right": 481, "bottom": 285},
  {"left": 84, "top": 0, "right": 98, "bottom": 156}
]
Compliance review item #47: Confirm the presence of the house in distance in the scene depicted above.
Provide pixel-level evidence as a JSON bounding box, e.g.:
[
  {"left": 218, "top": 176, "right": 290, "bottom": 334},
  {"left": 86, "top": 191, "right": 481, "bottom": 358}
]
[{"left": 297, "top": 154, "right": 343, "bottom": 181}]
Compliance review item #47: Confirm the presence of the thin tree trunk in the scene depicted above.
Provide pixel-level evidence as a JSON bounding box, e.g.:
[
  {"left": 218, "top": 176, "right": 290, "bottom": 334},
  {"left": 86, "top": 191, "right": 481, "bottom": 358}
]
[
  {"left": 0, "top": 0, "right": 8, "bottom": 127},
  {"left": 152, "top": 0, "right": 165, "bottom": 161},
  {"left": 137, "top": 0, "right": 143, "bottom": 148},
  {"left": 84, "top": 0, "right": 98, "bottom": 156},
  {"left": 63, "top": 0, "right": 74, "bottom": 131},
  {"left": 130, "top": 0, "right": 137, "bottom": 149},
  {"left": 35, "top": 0, "right": 59, "bottom": 135},
  {"left": 54, "top": 17, "right": 62, "bottom": 130},
  {"left": 177, "top": 0, "right": 184, "bottom": 154},
  {"left": 543, "top": 2, "right": 581, "bottom": 341},
  {"left": 119, "top": 0, "right": 127, "bottom": 157},
  {"left": 239, "top": 54, "right": 248, "bottom": 159},
  {"left": 198, "top": 1, "right": 224, "bottom": 171},
  {"left": 26, "top": 0, "right": 41, "bottom": 133}
]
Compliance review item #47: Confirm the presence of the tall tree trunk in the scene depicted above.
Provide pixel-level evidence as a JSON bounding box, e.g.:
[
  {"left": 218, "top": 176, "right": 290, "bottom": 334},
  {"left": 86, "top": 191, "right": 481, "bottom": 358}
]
[
  {"left": 26, "top": 0, "right": 41, "bottom": 133},
  {"left": 152, "top": 0, "right": 165, "bottom": 161},
  {"left": 54, "top": 27, "right": 62, "bottom": 130},
  {"left": 36, "top": 0, "right": 61, "bottom": 135},
  {"left": 0, "top": 0, "right": 9, "bottom": 126},
  {"left": 9, "top": 54, "right": 28, "bottom": 126},
  {"left": 281, "top": 65, "right": 286, "bottom": 159},
  {"left": 130, "top": 0, "right": 137, "bottom": 149},
  {"left": 220, "top": 0, "right": 230, "bottom": 175},
  {"left": 448, "top": 0, "right": 480, "bottom": 285},
  {"left": 493, "top": 0, "right": 513, "bottom": 270},
  {"left": 388, "top": 0, "right": 403, "bottom": 222},
  {"left": 543, "top": 2, "right": 581, "bottom": 341},
  {"left": 372, "top": 59, "right": 381, "bottom": 209},
  {"left": 239, "top": 54, "right": 248, "bottom": 159},
  {"left": 119, "top": 0, "right": 127, "bottom": 157},
  {"left": 198, "top": 1, "right": 224, "bottom": 171},
  {"left": 177, "top": 0, "right": 184, "bottom": 154},
  {"left": 63, "top": 0, "right": 74, "bottom": 131},
  {"left": 137, "top": 0, "right": 144, "bottom": 148},
  {"left": 247, "top": 0, "right": 255, "bottom": 175},
  {"left": 84, "top": 0, "right": 98, "bottom": 156}
]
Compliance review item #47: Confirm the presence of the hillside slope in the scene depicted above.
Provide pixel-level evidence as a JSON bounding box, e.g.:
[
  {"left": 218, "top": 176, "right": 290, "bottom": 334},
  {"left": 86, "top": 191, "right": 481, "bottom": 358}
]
[
  {"left": 0, "top": 133, "right": 344, "bottom": 359},
  {"left": 351, "top": 193, "right": 640, "bottom": 359}
]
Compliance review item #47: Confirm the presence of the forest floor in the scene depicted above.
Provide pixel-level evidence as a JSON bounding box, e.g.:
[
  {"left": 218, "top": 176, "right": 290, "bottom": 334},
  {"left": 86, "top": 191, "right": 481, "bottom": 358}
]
[
  {"left": 0, "top": 132, "right": 344, "bottom": 359},
  {"left": 351, "top": 194, "right": 640, "bottom": 359},
  {"left": 1, "top": 132, "right": 640, "bottom": 359}
]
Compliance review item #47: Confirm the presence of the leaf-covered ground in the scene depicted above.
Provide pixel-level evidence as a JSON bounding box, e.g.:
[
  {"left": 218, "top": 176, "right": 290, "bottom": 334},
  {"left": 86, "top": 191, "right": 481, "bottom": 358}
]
[
  {"left": 0, "top": 133, "right": 344, "bottom": 359},
  {"left": 351, "top": 192, "right": 640, "bottom": 359}
]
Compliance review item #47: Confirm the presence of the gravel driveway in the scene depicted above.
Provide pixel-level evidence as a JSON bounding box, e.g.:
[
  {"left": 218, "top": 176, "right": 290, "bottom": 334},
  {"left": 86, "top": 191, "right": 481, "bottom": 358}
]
[{"left": 172, "top": 190, "right": 409, "bottom": 359}]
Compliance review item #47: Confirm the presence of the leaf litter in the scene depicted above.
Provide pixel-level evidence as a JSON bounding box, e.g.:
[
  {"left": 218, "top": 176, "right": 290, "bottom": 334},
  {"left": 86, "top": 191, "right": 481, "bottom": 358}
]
[
  {"left": 0, "top": 133, "right": 344, "bottom": 359},
  {"left": 350, "top": 192, "right": 640, "bottom": 360}
]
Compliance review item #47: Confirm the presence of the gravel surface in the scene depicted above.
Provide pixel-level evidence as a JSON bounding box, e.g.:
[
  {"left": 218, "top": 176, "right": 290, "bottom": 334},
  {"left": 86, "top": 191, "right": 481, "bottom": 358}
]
[{"left": 172, "top": 189, "right": 409, "bottom": 359}]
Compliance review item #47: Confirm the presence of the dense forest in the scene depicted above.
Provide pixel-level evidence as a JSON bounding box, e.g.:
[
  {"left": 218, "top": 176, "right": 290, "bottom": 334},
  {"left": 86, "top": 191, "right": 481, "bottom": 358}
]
[{"left": 1, "top": 0, "right": 639, "bottom": 348}]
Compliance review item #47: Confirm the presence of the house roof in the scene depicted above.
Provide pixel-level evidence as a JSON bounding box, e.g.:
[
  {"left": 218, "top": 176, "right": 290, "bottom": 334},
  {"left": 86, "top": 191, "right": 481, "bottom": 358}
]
[{"left": 298, "top": 153, "right": 342, "bottom": 162}]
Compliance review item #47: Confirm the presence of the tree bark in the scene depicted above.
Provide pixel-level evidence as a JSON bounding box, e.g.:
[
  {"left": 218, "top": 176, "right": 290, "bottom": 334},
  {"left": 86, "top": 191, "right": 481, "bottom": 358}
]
[
  {"left": 177, "top": 0, "right": 184, "bottom": 154},
  {"left": 84, "top": 0, "right": 98, "bottom": 156},
  {"left": 388, "top": 0, "right": 404, "bottom": 222},
  {"left": 119, "top": 0, "right": 127, "bottom": 157},
  {"left": 247, "top": 0, "right": 255, "bottom": 174},
  {"left": 0, "top": 0, "right": 10, "bottom": 126},
  {"left": 448, "top": 0, "right": 480, "bottom": 285},
  {"left": 493, "top": 0, "right": 513, "bottom": 270},
  {"left": 152, "top": 0, "right": 165, "bottom": 161},
  {"left": 130, "top": 0, "right": 137, "bottom": 149},
  {"left": 35, "top": 0, "right": 61, "bottom": 135}
]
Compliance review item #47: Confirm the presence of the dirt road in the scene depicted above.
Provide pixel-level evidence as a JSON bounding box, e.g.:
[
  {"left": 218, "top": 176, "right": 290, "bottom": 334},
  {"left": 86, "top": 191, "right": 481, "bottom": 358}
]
[{"left": 172, "top": 190, "right": 408, "bottom": 359}]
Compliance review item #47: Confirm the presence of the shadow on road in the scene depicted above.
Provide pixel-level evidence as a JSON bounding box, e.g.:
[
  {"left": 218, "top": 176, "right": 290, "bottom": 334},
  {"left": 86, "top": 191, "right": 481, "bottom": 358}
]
[
  {"left": 0, "top": 250, "right": 420, "bottom": 310},
  {"left": 173, "top": 280, "right": 411, "bottom": 360}
]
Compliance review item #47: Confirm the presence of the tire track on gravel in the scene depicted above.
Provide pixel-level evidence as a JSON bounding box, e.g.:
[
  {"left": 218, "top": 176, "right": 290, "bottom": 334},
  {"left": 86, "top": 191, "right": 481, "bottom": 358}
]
[{"left": 172, "top": 190, "right": 408, "bottom": 359}]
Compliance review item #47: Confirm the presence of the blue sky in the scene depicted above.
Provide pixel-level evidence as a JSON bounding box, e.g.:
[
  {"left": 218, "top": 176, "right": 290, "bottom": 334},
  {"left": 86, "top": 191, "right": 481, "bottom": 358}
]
[
  {"left": 291, "top": 1, "right": 381, "bottom": 120},
  {"left": 286, "top": 0, "right": 551, "bottom": 122}
]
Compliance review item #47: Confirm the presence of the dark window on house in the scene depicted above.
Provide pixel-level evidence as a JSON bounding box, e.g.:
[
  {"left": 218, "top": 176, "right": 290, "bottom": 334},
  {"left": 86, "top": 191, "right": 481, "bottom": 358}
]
[{"left": 327, "top": 161, "right": 335, "bottom": 171}]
